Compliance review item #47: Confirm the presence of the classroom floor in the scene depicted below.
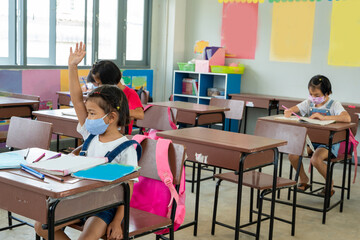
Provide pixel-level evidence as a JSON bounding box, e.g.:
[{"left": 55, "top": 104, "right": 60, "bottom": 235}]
[{"left": 1, "top": 158, "right": 359, "bottom": 240}]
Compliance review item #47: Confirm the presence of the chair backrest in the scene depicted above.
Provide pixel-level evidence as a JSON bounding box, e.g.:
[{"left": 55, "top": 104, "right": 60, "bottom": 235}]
[
  {"left": 136, "top": 137, "right": 186, "bottom": 185},
  {"left": 140, "top": 90, "right": 150, "bottom": 105},
  {"left": 0, "top": 91, "right": 40, "bottom": 111},
  {"left": 254, "top": 120, "right": 307, "bottom": 156},
  {"left": 345, "top": 107, "right": 359, "bottom": 136},
  {"left": 136, "top": 105, "right": 177, "bottom": 131},
  {"left": 6, "top": 117, "right": 53, "bottom": 150},
  {"left": 209, "top": 98, "right": 245, "bottom": 120}
]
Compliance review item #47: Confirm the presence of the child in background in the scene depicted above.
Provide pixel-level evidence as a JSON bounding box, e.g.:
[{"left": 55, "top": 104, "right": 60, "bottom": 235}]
[
  {"left": 35, "top": 42, "right": 138, "bottom": 240},
  {"left": 284, "top": 75, "right": 351, "bottom": 196},
  {"left": 87, "top": 60, "right": 144, "bottom": 134}
]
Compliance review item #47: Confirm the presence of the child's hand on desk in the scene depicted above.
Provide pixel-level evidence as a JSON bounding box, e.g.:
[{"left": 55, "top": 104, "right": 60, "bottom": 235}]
[
  {"left": 309, "top": 112, "right": 325, "bottom": 120},
  {"left": 68, "top": 42, "right": 86, "bottom": 66},
  {"left": 107, "top": 220, "right": 123, "bottom": 240},
  {"left": 284, "top": 109, "right": 292, "bottom": 118}
]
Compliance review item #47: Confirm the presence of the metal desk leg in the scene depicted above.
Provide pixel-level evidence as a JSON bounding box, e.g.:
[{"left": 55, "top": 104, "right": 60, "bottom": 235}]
[
  {"left": 122, "top": 182, "right": 130, "bottom": 240},
  {"left": 340, "top": 129, "right": 349, "bottom": 212},
  {"left": 194, "top": 162, "right": 202, "bottom": 236},
  {"left": 322, "top": 131, "right": 334, "bottom": 224},
  {"left": 234, "top": 155, "right": 246, "bottom": 240},
  {"left": 268, "top": 148, "right": 279, "bottom": 240},
  {"left": 48, "top": 200, "right": 60, "bottom": 240},
  {"left": 244, "top": 107, "right": 248, "bottom": 134}
]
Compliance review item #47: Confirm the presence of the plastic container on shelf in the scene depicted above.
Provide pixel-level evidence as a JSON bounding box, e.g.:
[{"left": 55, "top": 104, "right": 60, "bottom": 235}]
[
  {"left": 177, "top": 62, "right": 195, "bottom": 72},
  {"left": 210, "top": 64, "right": 245, "bottom": 74},
  {"left": 207, "top": 88, "right": 220, "bottom": 97}
]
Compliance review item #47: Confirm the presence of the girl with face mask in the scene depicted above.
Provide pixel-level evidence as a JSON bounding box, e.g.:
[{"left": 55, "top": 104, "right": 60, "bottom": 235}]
[
  {"left": 35, "top": 42, "right": 138, "bottom": 240},
  {"left": 284, "top": 75, "right": 351, "bottom": 196}
]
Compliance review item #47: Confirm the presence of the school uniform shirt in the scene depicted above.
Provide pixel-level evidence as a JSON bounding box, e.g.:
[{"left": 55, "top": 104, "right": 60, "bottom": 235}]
[
  {"left": 296, "top": 98, "right": 345, "bottom": 117},
  {"left": 77, "top": 123, "right": 139, "bottom": 181},
  {"left": 123, "top": 86, "right": 143, "bottom": 134}
]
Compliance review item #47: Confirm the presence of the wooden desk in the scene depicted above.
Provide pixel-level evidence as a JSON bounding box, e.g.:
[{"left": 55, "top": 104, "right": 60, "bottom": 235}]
[
  {"left": 229, "top": 94, "right": 279, "bottom": 133},
  {"left": 0, "top": 148, "right": 138, "bottom": 240},
  {"left": 56, "top": 91, "right": 88, "bottom": 108},
  {"left": 258, "top": 115, "right": 355, "bottom": 224},
  {"left": 33, "top": 109, "right": 80, "bottom": 151},
  {"left": 0, "top": 96, "right": 39, "bottom": 120},
  {"left": 150, "top": 101, "right": 229, "bottom": 127},
  {"left": 157, "top": 127, "right": 286, "bottom": 240}
]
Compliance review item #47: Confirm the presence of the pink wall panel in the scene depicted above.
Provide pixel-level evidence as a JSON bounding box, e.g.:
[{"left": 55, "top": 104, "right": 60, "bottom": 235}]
[{"left": 22, "top": 70, "right": 61, "bottom": 109}]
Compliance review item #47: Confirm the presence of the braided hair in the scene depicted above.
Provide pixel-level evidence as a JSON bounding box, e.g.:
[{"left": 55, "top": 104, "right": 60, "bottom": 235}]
[{"left": 87, "top": 85, "right": 130, "bottom": 127}]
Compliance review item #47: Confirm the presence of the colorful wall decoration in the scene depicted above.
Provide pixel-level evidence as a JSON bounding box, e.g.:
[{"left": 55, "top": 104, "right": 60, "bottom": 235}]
[
  {"left": 221, "top": 2, "right": 258, "bottom": 59},
  {"left": 270, "top": 1, "right": 316, "bottom": 63},
  {"left": 328, "top": 0, "right": 360, "bottom": 67}
]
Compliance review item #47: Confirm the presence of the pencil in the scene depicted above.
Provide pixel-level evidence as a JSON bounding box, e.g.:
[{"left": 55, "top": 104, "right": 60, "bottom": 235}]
[{"left": 41, "top": 172, "right": 64, "bottom": 182}]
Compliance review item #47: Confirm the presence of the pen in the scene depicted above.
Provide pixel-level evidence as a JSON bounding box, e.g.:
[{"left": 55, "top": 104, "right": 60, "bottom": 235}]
[
  {"left": 41, "top": 172, "right": 64, "bottom": 182},
  {"left": 282, "top": 105, "right": 301, "bottom": 119},
  {"left": 46, "top": 153, "right": 62, "bottom": 160},
  {"left": 20, "top": 164, "right": 44, "bottom": 180},
  {"left": 33, "top": 153, "right": 46, "bottom": 163},
  {"left": 24, "top": 148, "right": 30, "bottom": 160}
]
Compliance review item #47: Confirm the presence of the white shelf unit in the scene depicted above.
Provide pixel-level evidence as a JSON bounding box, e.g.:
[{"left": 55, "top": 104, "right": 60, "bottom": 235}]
[{"left": 173, "top": 71, "right": 242, "bottom": 104}]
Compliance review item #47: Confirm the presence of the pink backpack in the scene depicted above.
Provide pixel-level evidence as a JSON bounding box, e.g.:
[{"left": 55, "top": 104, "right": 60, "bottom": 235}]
[
  {"left": 338, "top": 130, "right": 358, "bottom": 183},
  {"left": 130, "top": 135, "right": 186, "bottom": 234}
]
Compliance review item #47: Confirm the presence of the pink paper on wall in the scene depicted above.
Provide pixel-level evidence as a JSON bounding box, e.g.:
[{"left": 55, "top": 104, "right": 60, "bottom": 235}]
[
  {"left": 22, "top": 70, "right": 61, "bottom": 109},
  {"left": 221, "top": 2, "right": 258, "bottom": 59}
]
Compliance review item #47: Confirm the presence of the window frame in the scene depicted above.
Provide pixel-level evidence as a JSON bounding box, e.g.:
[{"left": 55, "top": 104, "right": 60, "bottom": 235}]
[{"left": 0, "top": 0, "right": 152, "bottom": 69}]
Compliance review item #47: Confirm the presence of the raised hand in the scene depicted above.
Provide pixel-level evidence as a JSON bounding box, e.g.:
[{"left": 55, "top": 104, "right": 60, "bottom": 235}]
[{"left": 68, "top": 42, "right": 86, "bottom": 66}]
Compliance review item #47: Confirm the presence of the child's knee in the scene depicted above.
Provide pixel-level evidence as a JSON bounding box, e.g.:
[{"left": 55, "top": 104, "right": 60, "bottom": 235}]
[
  {"left": 34, "top": 221, "right": 47, "bottom": 237},
  {"left": 288, "top": 154, "right": 299, "bottom": 162},
  {"left": 310, "top": 156, "right": 321, "bottom": 167}
]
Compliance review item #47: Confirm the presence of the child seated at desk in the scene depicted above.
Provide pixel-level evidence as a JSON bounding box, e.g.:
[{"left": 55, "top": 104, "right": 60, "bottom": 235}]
[
  {"left": 87, "top": 59, "right": 144, "bottom": 134},
  {"left": 35, "top": 42, "right": 139, "bottom": 240},
  {"left": 284, "top": 75, "right": 350, "bottom": 196}
]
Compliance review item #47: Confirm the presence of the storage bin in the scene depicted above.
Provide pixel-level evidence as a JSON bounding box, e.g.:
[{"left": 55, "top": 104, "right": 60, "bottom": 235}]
[
  {"left": 178, "top": 62, "right": 195, "bottom": 72},
  {"left": 210, "top": 64, "right": 245, "bottom": 74}
]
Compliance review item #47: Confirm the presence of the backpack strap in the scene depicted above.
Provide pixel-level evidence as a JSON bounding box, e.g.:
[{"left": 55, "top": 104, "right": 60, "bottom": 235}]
[
  {"left": 349, "top": 130, "right": 358, "bottom": 183},
  {"left": 105, "top": 140, "right": 142, "bottom": 163},
  {"left": 156, "top": 138, "right": 180, "bottom": 208},
  {"left": 79, "top": 134, "right": 96, "bottom": 156},
  {"left": 325, "top": 99, "right": 334, "bottom": 109}
]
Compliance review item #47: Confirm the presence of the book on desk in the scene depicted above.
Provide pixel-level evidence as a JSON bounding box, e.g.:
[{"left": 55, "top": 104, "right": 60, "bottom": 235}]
[
  {"left": 27, "top": 155, "right": 108, "bottom": 176},
  {"left": 275, "top": 116, "right": 335, "bottom": 126}
]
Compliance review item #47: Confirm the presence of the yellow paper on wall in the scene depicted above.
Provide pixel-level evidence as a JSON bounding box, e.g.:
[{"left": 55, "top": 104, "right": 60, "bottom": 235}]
[
  {"left": 60, "top": 69, "right": 90, "bottom": 91},
  {"left": 328, "top": 0, "right": 360, "bottom": 67},
  {"left": 270, "top": 2, "right": 316, "bottom": 63}
]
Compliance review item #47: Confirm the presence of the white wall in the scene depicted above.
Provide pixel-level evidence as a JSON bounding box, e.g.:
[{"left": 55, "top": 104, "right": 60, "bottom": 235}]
[{"left": 183, "top": 1, "right": 360, "bottom": 103}]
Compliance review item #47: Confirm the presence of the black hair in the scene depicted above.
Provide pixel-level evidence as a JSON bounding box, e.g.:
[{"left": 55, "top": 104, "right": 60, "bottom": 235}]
[
  {"left": 87, "top": 85, "right": 130, "bottom": 127},
  {"left": 91, "top": 60, "right": 122, "bottom": 85},
  {"left": 308, "top": 75, "right": 332, "bottom": 95},
  {"left": 86, "top": 70, "right": 95, "bottom": 83}
]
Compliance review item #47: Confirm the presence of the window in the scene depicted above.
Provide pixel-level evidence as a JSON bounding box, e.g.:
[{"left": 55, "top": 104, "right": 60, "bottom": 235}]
[
  {"left": 0, "top": 0, "right": 152, "bottom": 68},
  {"left": 0, "top": 0, "right": 15, "bottom": 65}
]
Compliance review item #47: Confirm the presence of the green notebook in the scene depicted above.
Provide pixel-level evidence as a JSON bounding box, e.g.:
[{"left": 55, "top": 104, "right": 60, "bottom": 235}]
[{"left": 72, "top": 163, "right": 139, "bottom": 182}]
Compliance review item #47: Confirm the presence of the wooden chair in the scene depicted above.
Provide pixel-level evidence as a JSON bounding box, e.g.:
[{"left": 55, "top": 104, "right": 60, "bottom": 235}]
[
  {"left": 1, "top": 117, "right": 53, "bottom": 239},
  {"left": 69, "top": 137, "right": 186, "bottom": 240},
  {"left": 187, "top": 98, "right": 245, "bottom": 193},
  {"left": 136, "top": 105, "right": 177, "bottom": 133},
  {"left": 209, "top": 98, "right": 245, "bottom": 132},
  {"left": 211, "top": 120, "right": 307, "bottom": 240}
]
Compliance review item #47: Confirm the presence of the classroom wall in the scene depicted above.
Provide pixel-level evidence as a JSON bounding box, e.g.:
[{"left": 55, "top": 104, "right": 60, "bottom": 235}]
[{"left": 183, "top": 0, "right": 360, "bottom": 104}]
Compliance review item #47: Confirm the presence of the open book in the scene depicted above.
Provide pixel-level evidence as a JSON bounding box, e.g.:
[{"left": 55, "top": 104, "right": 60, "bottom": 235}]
[
  {"left": 275, "top": 116, "right": 335, "bottom": 126},
  {"left": 27, "top": 155, "right": 108, "bottom": 176}
]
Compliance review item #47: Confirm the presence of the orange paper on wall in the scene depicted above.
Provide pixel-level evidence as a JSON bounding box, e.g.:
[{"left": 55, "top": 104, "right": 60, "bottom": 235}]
[
  {"left": 328, "top": 0, "right": 360, "bottom": 67},
  {"left": 270, "top": 2, "right": 316, "bottom": 63},
  {"left": 221, "top": 2, "right": 258, "bottom": 59}
]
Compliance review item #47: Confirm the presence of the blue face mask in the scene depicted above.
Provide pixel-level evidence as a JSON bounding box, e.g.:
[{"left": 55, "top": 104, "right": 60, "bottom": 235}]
[{"left": 85, "top": 113, "right": 109, "bottom": 135}]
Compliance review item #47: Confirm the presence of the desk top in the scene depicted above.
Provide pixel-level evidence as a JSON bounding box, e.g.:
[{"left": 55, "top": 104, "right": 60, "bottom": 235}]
[
  {"left": 0, "top": 96, "right": 39, "bottom": 106},
  {"left": 56, "top": 91, "right": 88, "bottom": 97},
  {"left": 0, "top": 148, "right": 139, "bottom": 199},
  {"left": 258, "top": 115, "right": 355, "bottom": 132},
  {"left": 157, "top": 127, "right": 287, "bottom": 153},
  {"left": 150, "top": 101, "right": 229, "bottom": 113},
  {"left": 230, "top": 93, "right": 278, "bottom": 100},
  {"left": 33, "top": 108, "right": 78, "bottom": 122}
]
